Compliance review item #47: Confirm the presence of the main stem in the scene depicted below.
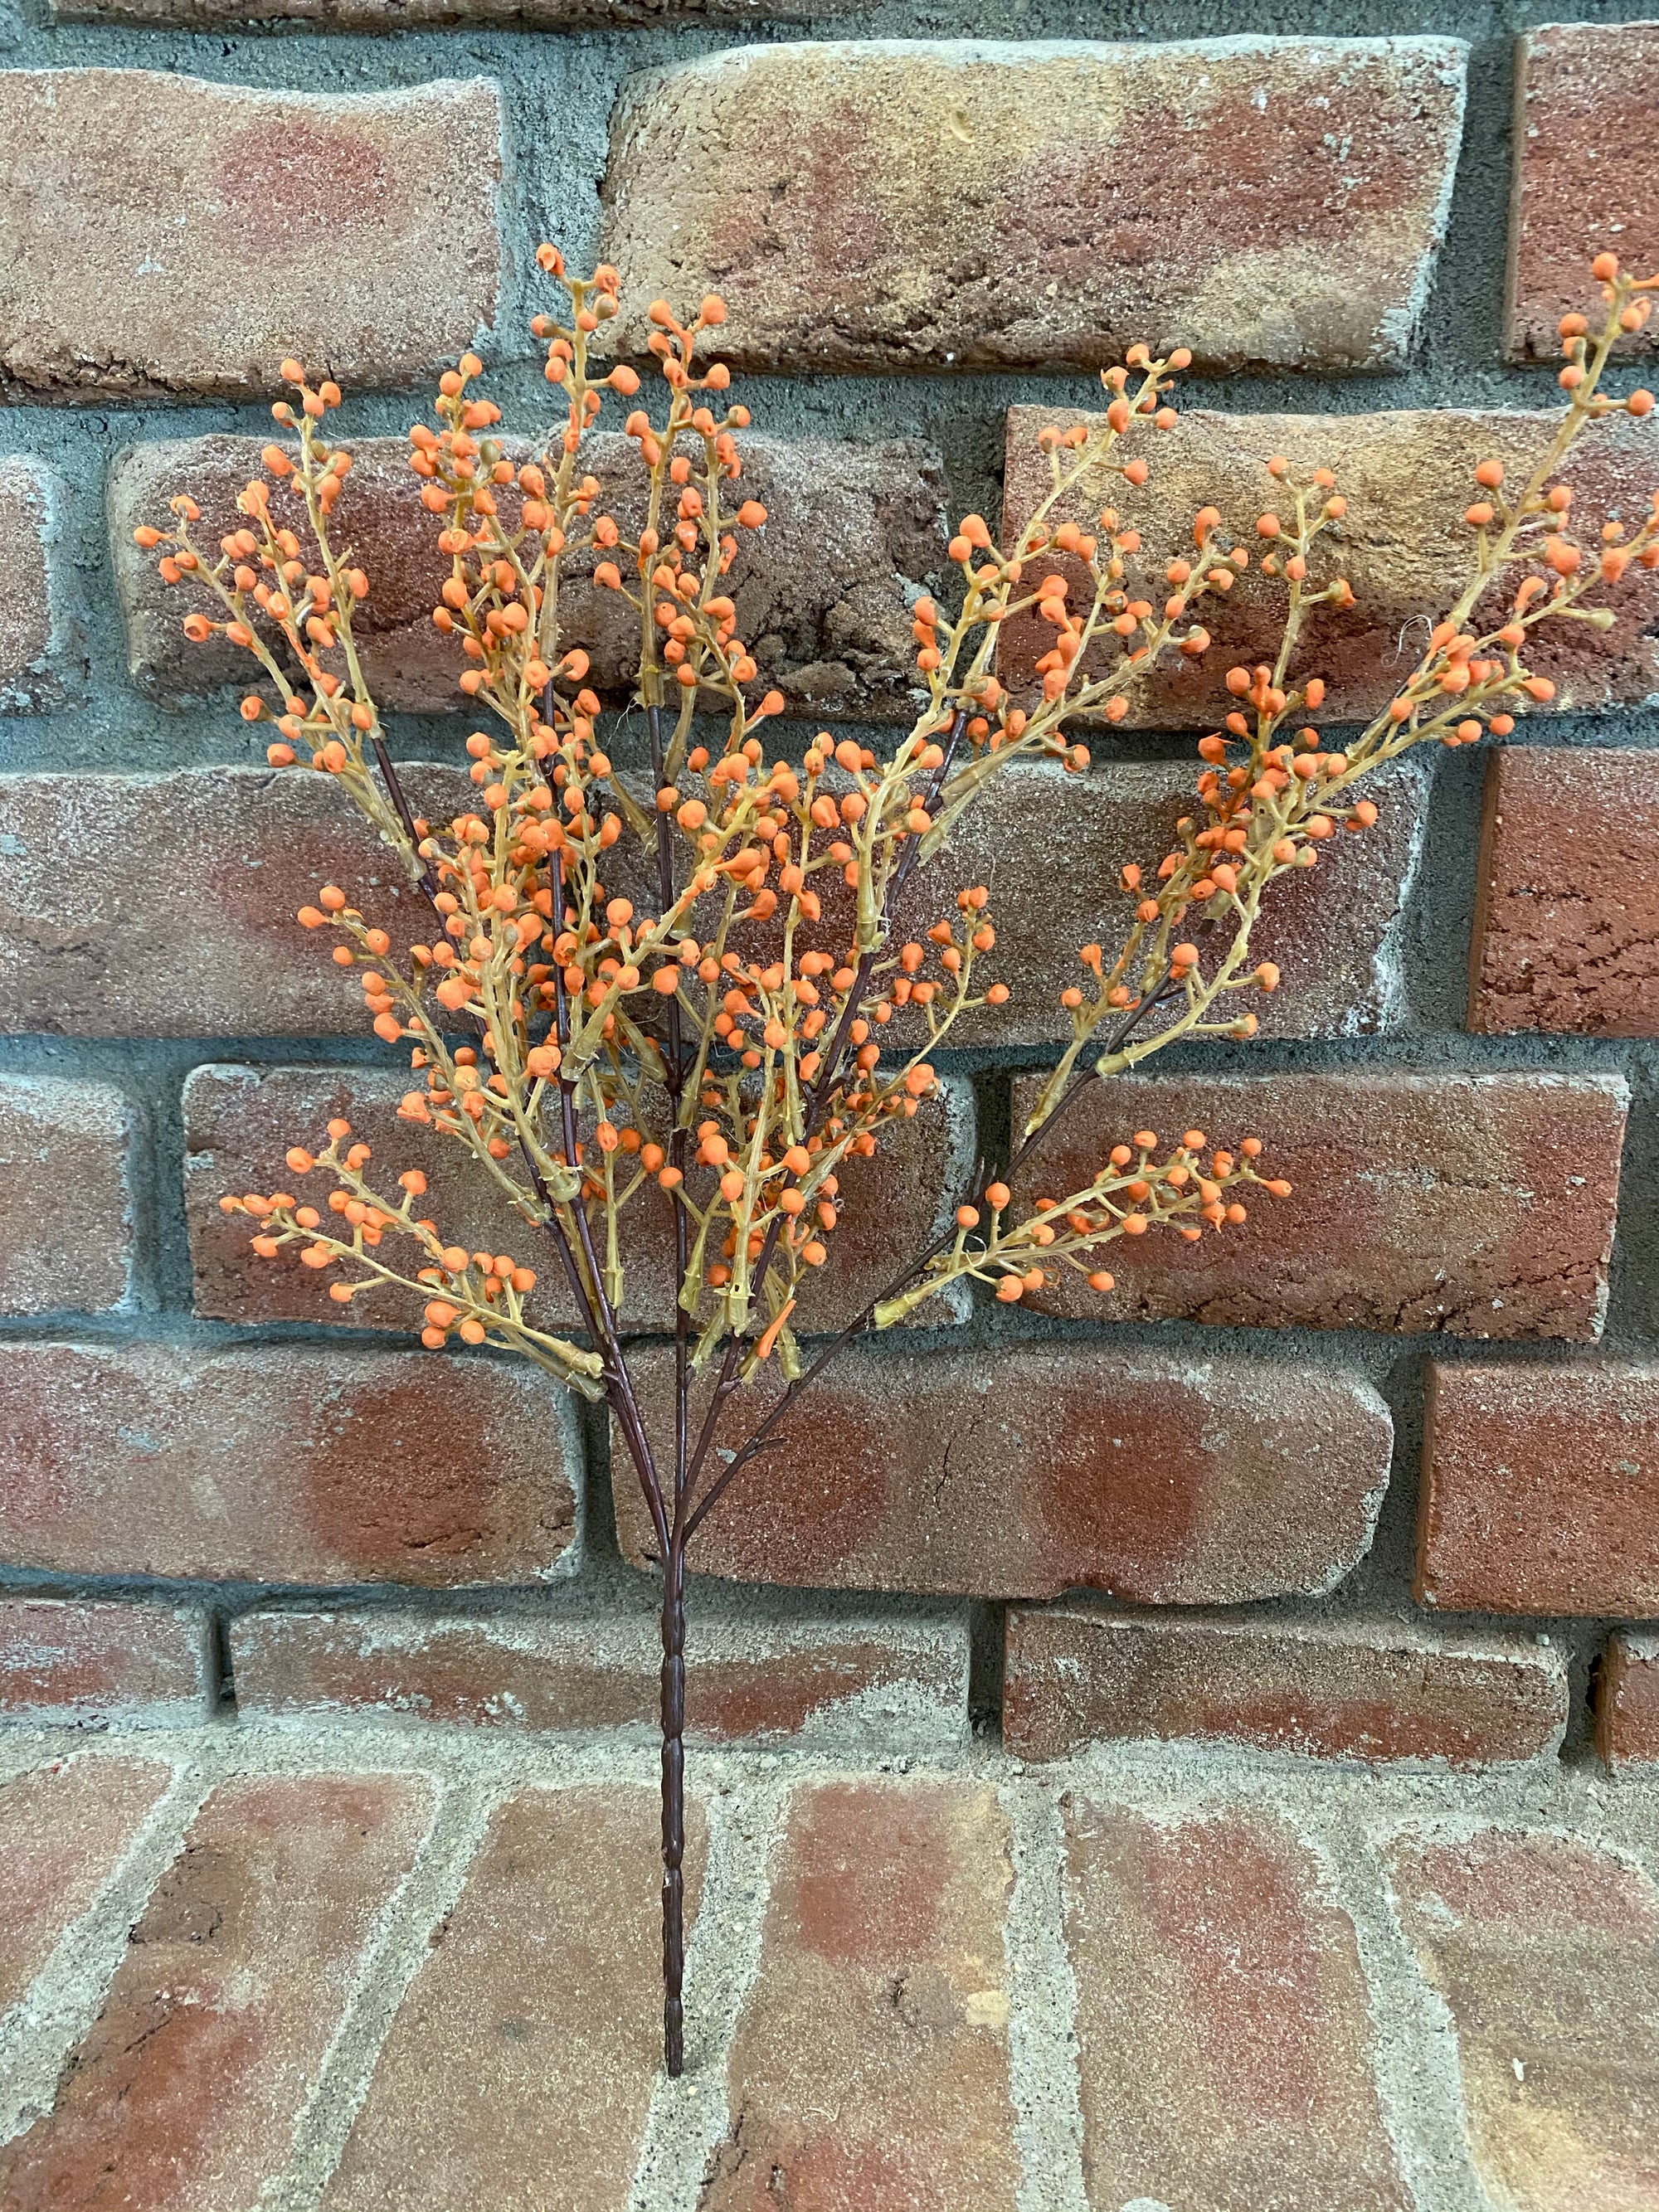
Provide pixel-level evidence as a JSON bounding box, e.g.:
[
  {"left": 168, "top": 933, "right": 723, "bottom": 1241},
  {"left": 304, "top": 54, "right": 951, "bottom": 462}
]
[
  {"left": 648, "top": 701, "right": 693, "bottom": 2078},
  {"left": 659, "top": 1524, "right": 688, "bottom": 2075}
]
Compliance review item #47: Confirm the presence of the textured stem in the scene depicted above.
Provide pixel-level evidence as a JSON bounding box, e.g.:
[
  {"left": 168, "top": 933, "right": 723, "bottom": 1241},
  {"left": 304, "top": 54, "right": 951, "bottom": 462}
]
[{"left": 659, "top": 1527, "right": 688, "bottom": 2078}]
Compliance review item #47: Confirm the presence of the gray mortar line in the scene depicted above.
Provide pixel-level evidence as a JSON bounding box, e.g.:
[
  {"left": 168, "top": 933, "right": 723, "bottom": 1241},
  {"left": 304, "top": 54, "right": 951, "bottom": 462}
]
[
  {"left": 628, "top": 1771, "right": 789, "bottom": 2212},
  {"left": 258, "top": 1768, "right": 498, "bottom": 2212},
  {"left": 1001, "top": 1777, "right": 1089, "bottom": 2212},
  {"left": 0, "top": 1750, "right": 215, "bottom": 2146},
  {"left": 1296, "top": 1808, "right": 1491, "bottom": 2212}
]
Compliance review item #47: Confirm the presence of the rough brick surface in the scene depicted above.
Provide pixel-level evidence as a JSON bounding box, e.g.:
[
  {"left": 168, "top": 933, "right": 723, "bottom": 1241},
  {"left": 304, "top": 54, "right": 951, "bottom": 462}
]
[
  {"left": 1065, "top": 1801, "right": 1409, "bottom": 2210},
  {"left": 110, "top": 431, "right": 946, "bottom": 722},
  {"left": 614, "top": 1342, "right": 1393, "bottom": 1602},
  {"left": 183, "top": 1062, "right": 971, "bottom": 1336},
  {"left": 903, "top": 757, "right": 1424, "bottom": 1046},
  {"left": 231, "top": 1604, "right": 968, "bottom": 1750},
  {"left": 0, "top": 1074, "right": 136, "bottom": 1314},
  {"left": 1601, "top": 1636, "right": 1659, "bottom": 1769},
  {"left": 602, "top": 39, "right": 1466, "bottom": 373},
  {"left": 0, "top": 755, "right": 1418, "bottom": 1043},
  {"left": 1508, "top": 23, "right": 1659, "bottom": 361},
  {"left": 0, "top": 71, "right": 501, "bottom": 402},
  {"left": 1001, "top": 406, "right": 1659, "bottom": 722},
  {"left": 1418, "top": 1359, "right": 1659, "bottom": 1616},
  {"left": 1470, "top": 746, "right": 1659, "bottom": 1035},
  {"left": 596, "top": 751, "right": 1419, "bottom": 1046},
  {"left": 1598, "top": 1632, "right": 1659, "bottom": 1771},
  {"left": 1389, "top": 1828, "right": 1659, "bottom": 2210},
  {"left": 1004, "top": 1606, "right": 1568, "bottom": 1766},
  {"left": 701, "top": 1777, "right": 1019, "bottom": 2208},
  {"left": 0, "top": 764, "right": 468, "bottom": 1036},
  {"left": 0, "top": 1758, "right": 173, "bottom": 2015},
  {"left": 1011, "top": 1067, "right": 1626, "bottom": 1341},
  {"left": 0, "top": 1598, "right": 207, "bottom": 1726},
  {"left": 0, "top": 1341, "right": 579, "bottom": 1587},
  {"left": 0, "top": 1772, "right": 432, "bottom": 2211},
  {"left": 323, "top": 1785, "right": 703, "bottom": 2212},
  {"left": 0, "top": 455, "right": 73, "bottom": 711}
]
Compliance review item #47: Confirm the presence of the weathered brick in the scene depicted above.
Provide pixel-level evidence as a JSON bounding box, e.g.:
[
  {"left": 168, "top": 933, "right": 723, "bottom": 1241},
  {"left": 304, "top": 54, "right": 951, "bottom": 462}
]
[
  {"left": 0, "top": 1599, "right": 208, "bottom": 1725},
  {"left": 614, "top": 1341, "right": 1393, "bottom": 1602},
  {"left": 0, "top": 1074, "right": 137, "bottom": 1314},
  {"left": 1389, "top": 1827, "right": 1659, "bottom": 2210},
  {"left": 1601, "top": 1636, "right": 1659, "bottom": 1769},
  {"left": 110, "top": 430, "right": 946, "bottom": 721},
  {"left": 0, "top": 71, "right": 500, "bottom": 403},
  {"left": 183, "top": 1061, "right": 971, "bottom": 1336},
  {"left": 701, "top": 1777, "right": 1019, "bottom": 2207},
  {"left": 0, "top": 455, "right": 75, "bottom": 710},
  {"left": 602, "top": 39, "right": 1466, "bottom": 374},
  {"left": 1470, "top": 746, "right": 1659, "bottom": 1036},
  {"left": 1065, "top": 1801, "right": 1409, "bottom": 2210},
  {"left": 604, "top": 751, "right": 1420, "bottom": 1047},
  {"left": 231, "top": 1603, "right": 968, "bottom": 1750},
  {"left": 1010, "top": 1068, "right": 1627, "bottom": 1341},
  {"left": 1598, "top": 1632, "right": 1659, "bottom": 1771},
  {"left": 0, "top": 764, "right": 469, "bottom": 1036},
  {"left": 0, "top": 1341, "right": 579, "bottom": 1587},
  {"left": 903, "top": 756, "right": 1424, "bottom": 1046},
  {"left": 1508, "top": 23, "right": 1659, "bottom": 361},
  {"left": 1004, "top": 1606, "right": 1568, "bottom": 1766},
  {"left": 1418, "top": 1359, "right": 1659, "bottom": 1616},
  {"left": 0, "top": 1758, "right": 173, "bottom": 2015},
  {"left": 322, "top": 1784, "right": 699, "bottom": 2210},
  {"left": 0, "top": 1772, "right": 432, "bottom": 2210},
  {"left": 0, "top": 751, "right": 1418, "bottom": 1043},
  {"left": 1000, "top": 406, "right": 1659, "bottom": 721}
]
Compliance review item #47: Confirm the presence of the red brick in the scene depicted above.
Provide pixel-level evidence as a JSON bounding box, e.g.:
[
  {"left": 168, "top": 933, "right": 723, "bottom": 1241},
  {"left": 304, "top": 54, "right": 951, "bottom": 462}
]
[
  {"left": 1597, "top": 1632, "right": 1659, "bottom": 1771},
  {"left": 183, "top": 1061, "right": 971, "bottom": 1336},
  {"left": 0, "top": 752, "right": 1418, "bottom": 1044},
  {"left": 1000, "top": 406, "right": 1659, "bottom": 722},
  {"left": 0, "top": 1599, "right": 208, "bottom": 1725},
  {"left": 898, "top": 756, "right": 1424, "bottom": 1047},
  {"left": 603, "top": 39, "right": 1466, "bottom": 373},
  {"left": 613, "top": 1341, "right": 1393, "bottom": 1602},
  {"left": 0, "top": 1772, "right": 432, "bottom": 2211},
  {"left": 0, "top": 763, "right": 469, "bottom": 1035},
  {"left": 1011, "top": 1067, "right": 1626, "bottom": 1341},
  {"left": 1418, "top": 1359, "right": 1659, "bottom": 1616},
  {"left": 1388, "top": 1827, "right": 1659, "bottom": 2208},
  {"left": 321, "top": 1784, "right": 700, "bottom": 2210},
  {"left": 0, "top": 72, "right": 500, "bottom": 402},
  {"left": 1064, "top": 1802, "right": 1409, "bottom": 2210},
  {"left": 1470, "top": 746, "right": 1659, "bottom": 1035},
  {"left": 0, "top": 1074, "right": 136, "bottom": 1314},
  {"left": 1004, "top": 1606, "right": 1568, "bottom": 1766},
  {"left": 231, "top": 1604, "right": 968, "bottom": 1750},
  {"left": 0, "top": 1759, "right": 174, "bottom": 2015},
  {"left": 1508, "top": 24, "right": 1659, "bottom": 361},
  {"left": 701, "top": 1777, "right": 1019, "bottom": 2208},
  {"left": 0, "top": 455, "right": 74, "bottom": 711},
  {"left": 110, "top": 430, "right": 946, "bottom": 722},
  {"left": 0, "top": 1341, "right": 578, "bottom": 1587},
  {"left": 609, "top": 751, "right": 1418, "bottom": 1048}
]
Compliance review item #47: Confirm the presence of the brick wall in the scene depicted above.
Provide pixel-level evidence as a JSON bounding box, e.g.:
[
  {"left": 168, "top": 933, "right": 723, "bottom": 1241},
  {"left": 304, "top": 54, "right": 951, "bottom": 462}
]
[{"left": 1, "top": 0, "right": 1656, "bottom": 1775}]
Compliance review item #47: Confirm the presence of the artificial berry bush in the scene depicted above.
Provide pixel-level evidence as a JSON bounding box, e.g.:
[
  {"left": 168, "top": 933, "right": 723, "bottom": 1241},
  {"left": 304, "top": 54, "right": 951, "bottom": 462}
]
[{"left": 140, "top": 246, "right": 1658, "bottom": 2073}]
